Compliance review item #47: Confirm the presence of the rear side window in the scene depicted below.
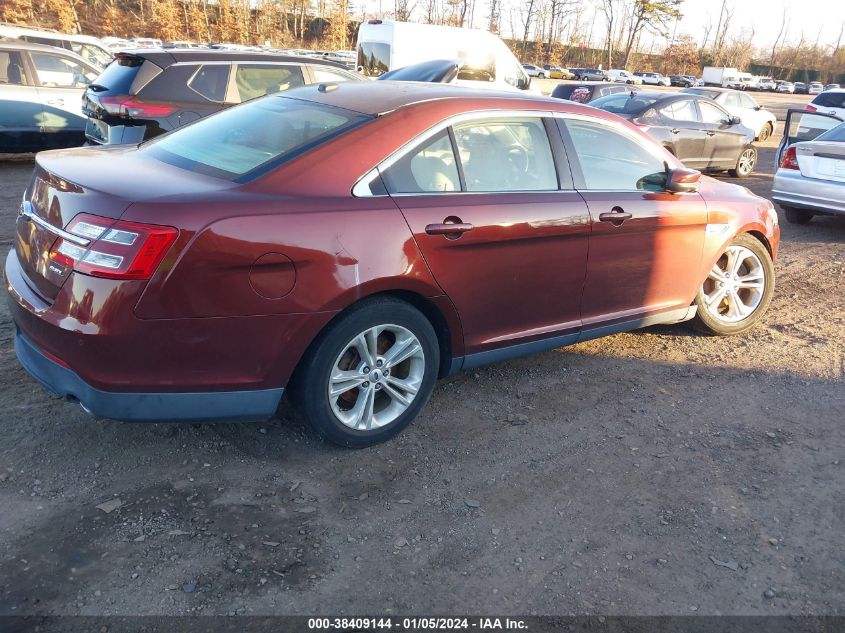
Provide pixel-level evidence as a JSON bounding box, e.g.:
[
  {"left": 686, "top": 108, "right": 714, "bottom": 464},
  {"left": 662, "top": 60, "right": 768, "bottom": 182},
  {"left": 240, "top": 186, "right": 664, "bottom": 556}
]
[
  {"left": 813, "top": 92, "right": 845, "bottom": 108},
  {"left": 660, "top": 99, "right": 697, "bottom": 121},
  {"left": 0, "top": 51, "right": 26, "bottom": 85},
  {"left": 141, "top": 96, "right": 370, "bottom": 180},
  {"left": 381, "top": 130, "right": 460, "bottom": 193},
  {"left": 188, "top": 64, "right": 230, "bottom": 102},
  {"left": 817, "top": 122, "right": 845, "bottom": 142},
  {"left": 233, "top": 64, "right": 304, "bottom": 102},
  {"left": 357, "top": 42, "right": 390, "bottom": 77}
]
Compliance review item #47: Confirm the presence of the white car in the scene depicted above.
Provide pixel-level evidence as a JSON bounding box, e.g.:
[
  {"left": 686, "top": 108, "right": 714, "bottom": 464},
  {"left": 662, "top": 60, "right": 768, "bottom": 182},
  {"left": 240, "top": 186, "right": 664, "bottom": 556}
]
[
  {"left": 757, "top": 77, "right": 776, "bottom": 91},
  {"left": 808, "top": 82, "right": 824, "bottom": 95},
  {"left": 806, "top": 89, "right": 845, "bottom": 119},
  {"left": 776, "top": 81, "right": 795, "bottom": 93},
  {"left": 607, "top": 69, "right": 641, "bottom": 84},
  {"left": 682, "top": 86, "right": 778, "bottom": 141},
  {"left": 0, "top": 24, "right": 112, "bottom": 70},
  {"left": 635, "top": 71, "right": 670, "bottom": 86},
  {"left": 522, "top": 64, "right": 545, "bottom": 78}
]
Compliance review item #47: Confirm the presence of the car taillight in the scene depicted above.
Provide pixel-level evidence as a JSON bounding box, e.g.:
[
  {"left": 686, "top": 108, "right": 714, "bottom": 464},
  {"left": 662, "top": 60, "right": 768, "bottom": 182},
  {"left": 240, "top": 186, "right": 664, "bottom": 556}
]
[
  {"left": 780, "top": 146, "right": 800, "bottom": 170},
  {"left": 98, "top": 95, "right": 177, "bottom": 118},
  {"left": 49, "top": 213, "right": 178, "bottom": 280},
  {"left": 804, "top": 104, "right": 817, "bottom": 112}
]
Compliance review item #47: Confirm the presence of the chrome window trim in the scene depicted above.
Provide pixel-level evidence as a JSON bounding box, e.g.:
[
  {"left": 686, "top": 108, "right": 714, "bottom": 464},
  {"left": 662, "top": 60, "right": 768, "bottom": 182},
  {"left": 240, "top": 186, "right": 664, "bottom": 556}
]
[{"left": 352, "top": 108, "right": 671, "bottom": 197}]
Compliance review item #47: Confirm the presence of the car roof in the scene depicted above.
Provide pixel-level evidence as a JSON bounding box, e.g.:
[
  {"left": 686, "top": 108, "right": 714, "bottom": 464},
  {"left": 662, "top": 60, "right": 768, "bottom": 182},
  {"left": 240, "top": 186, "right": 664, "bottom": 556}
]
[
  {"left": 283, "top": 80, "right": 592, "bottom": 117},
  {"left": 116, "top": 48, "right": 350, "bottom": 69}
]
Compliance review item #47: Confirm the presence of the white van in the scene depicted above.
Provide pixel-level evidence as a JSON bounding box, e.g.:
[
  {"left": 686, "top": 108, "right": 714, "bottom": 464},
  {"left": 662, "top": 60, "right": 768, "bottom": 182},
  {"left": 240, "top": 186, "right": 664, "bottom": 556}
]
[
  {"left": 356, "top": 20, "right": 532, "bottom": 92},
  {"left": 607, "top": 69, "right": 641, "bottom": 84},
  {"left": 0, "top": 24, "right": 112, "bottom": 70}
]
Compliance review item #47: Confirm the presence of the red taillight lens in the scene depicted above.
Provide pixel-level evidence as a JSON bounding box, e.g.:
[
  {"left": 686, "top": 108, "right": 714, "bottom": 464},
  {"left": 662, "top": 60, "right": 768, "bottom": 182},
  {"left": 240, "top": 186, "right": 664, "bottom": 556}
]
[
  {"left": 49, "top": 213, "right": 178, "bottom": 280},
  {"left": 804, "top": 104, "right": 817, "bottom": 112},
  {"left": 780, "top": 146, "right": 800, "bottom": 170},
  {"left": 98, "top": 95, "right": 177, "bottom": 118}
]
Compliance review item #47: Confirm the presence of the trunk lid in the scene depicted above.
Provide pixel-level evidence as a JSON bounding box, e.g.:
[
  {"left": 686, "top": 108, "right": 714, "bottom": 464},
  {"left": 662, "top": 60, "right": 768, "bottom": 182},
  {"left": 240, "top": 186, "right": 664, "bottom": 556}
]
[
  {"left": 795, "top": 141, "right": 845, "bottom": 182},
  {"left": 15, "top": 145, "right": 236, "bottom": 302}
]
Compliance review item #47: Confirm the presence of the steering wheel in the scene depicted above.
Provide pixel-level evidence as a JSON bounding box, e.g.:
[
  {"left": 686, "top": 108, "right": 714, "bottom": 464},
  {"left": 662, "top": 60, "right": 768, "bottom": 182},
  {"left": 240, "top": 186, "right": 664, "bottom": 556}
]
[{"left": 507, "top": 146, "right": 529, "bottom": 177}]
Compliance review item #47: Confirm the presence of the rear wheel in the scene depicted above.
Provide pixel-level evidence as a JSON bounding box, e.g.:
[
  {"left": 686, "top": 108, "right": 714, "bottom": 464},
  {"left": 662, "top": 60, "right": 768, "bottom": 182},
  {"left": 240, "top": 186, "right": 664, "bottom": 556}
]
[
  {"left": 729, "top": 145, "right": 757, "bottom": 178},
  {"left": 693, "top": 234, "right": 774, "bottom": 336},
  {"left": 783, "top": 206, "right": 814, "bottom": 224},
  {"left": 289, "top": 298, "right": 439, "bottom": 447}
]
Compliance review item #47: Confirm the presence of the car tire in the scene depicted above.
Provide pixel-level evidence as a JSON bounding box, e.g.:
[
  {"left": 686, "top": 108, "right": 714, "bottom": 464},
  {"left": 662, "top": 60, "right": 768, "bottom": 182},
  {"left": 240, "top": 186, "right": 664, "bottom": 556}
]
[
  {"left": 289, "top": 297, "right": 439, "bottom": 448},
  {"left": 783, "top": 206, "right": 814, "bottom": 224},
  {"left": 692, "top": 233, "right": 775, "bottom": 336},
  {"left": 539, "top": 72, "right": 546, "bottom": 79},
  {"left": 757, "top": 122, "right": 773, "bottom": 141},
  {"left": 729, "top": 145, "right": 757, "bottom": 178}
]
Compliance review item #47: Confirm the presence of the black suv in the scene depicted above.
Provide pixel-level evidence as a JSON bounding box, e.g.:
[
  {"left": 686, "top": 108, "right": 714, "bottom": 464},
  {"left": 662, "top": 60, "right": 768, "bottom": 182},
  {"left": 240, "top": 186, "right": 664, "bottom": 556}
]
[{"left": 82, "top": 49, "right": 360, "bottom": 144}]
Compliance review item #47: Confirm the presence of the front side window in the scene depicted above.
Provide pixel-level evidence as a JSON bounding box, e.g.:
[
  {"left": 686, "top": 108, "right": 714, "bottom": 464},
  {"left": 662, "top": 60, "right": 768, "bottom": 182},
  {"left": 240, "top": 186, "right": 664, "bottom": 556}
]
[
  {"left": 381, "top": 130, "right": 460, "bottom": 193},
  {"left": 357, "top": 41, "right": 390, "bottom": 77},
  {"left": 70, "top": 42, "right": 112, "bottom": 69},
  {"left": 457, "top": 50, "right": 495, "bottom": 83},
  {"left": 233, "top": 64, "right": 304, "bottom": 102},
  {"left": 699, "top": 101, "right": 729, "bottom": 124},
  {"left": 739, "top": 93, "right": 757, "bottom": 109},
  {"left": 723, "top": 92, "right": 742, "bottom": 109},
  {"left": 564, "top": 119, "right": 667, "bottom": 191},
  {"left": 188, "top": 64, "right": 230, "bottom": 102},
  {"left": 453, "top": 118, "right": 557, "bottom": 192},
  {"left": 30, "top": 53, "right": 96, "bottom": 88},
  {"left": 140, "top": 96, "right": 370, "bottom": 180}
]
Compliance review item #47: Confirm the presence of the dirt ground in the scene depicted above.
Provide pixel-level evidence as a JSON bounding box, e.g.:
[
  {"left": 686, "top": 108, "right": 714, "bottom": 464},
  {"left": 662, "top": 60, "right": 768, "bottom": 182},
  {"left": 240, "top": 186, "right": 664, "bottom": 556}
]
[{"left": 0, "top": 133, "right": 843, "bottom": 617}]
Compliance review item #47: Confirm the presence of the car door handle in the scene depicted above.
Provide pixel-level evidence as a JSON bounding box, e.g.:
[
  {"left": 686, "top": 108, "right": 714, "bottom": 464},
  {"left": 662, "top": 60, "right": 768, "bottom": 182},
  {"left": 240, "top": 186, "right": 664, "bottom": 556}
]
[
  {"left": 706, "top": 131, "right": 716, "bottom": 136},
  {"left": 425, "top": 222, "right": 474, "bottom": 237},
  {"left": 670, "top": 128, "right": 680, "bottom": 134},
  {"left": 598, "top": 208, "right": 632, "bottom": 225},
  {"left": 47, "top": 99, "right": 64, "bottom": 106}
]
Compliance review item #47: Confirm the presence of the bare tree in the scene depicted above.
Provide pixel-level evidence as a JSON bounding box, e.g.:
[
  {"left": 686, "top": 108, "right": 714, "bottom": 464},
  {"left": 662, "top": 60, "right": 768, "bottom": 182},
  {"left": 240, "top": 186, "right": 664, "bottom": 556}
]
[
  {"left": 768, "top": 7, "right": 788, "bottom": 75},
  {"left": 620, "top": 0, "right": 682, "bottom": 68}
]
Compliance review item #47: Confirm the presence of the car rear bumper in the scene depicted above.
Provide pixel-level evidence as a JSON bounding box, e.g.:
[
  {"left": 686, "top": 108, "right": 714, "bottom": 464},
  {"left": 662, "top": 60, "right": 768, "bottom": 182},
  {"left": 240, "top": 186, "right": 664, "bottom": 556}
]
[
  {"left": 15, "top": 331, "right": 283, "bottom": 422},
  {"left": 772, "top": 170, "right": 845, "bottom": 215}
]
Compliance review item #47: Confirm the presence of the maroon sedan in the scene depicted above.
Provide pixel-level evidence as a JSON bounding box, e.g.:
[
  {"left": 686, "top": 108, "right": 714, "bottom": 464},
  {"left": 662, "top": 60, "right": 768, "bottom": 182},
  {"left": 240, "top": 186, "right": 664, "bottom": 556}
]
[{"left": 6, "top": 82, "right": 780, "bottom": 446}]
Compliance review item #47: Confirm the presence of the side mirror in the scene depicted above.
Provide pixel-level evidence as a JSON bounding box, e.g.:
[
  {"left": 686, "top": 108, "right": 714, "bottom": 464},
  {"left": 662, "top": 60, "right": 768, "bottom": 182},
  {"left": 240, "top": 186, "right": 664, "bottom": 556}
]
[
  {"left": 518, "top": 75, "right": 532, "bottom": 90},
  {"left": 730, "top": 115, "right": 742, "bottom": 125},
  {"left": 754, "top": 105, "right": 763, "bottom": 111},
  {"left": 665, "top": 168, "right": 701, "bottom": 193}
]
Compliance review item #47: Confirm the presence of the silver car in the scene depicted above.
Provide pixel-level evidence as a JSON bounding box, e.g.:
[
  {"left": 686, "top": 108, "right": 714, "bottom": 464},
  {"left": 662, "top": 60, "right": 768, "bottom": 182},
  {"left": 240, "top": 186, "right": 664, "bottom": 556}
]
[
  {"left": 773, "top": 109, "right": 845, "bottom": 224},
  {"left": 0, "top": 40, "right": 98, "bottom": 152}
]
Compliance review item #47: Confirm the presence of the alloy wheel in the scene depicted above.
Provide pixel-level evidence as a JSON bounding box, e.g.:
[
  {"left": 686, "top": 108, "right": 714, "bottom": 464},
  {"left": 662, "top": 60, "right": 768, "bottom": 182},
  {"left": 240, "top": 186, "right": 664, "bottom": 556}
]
[
  {"left": 701, "top": 245, "right": 766, "bottom": 323},
  {"left": 327, "top": 324, "right": 426, "bottom": 430},
  {"left": 737, "top": 148, "right": 757, "bottom": 175}
]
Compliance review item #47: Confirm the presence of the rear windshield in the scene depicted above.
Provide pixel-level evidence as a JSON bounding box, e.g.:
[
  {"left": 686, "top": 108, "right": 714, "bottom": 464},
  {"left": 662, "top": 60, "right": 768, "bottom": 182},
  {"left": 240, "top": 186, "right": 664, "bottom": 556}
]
[
  {"left": 551, "top": 85, "right": 594, "bottom": 102},
  {"left": 140, "top": 95, "right": 371, "bottom": 180},
  {"left": 816, "top": 121, "right": 845, "bottom": 142},
  {"left": 93, "top": 55, "right": 143, "bottom": 92},
  {"left": 591, "top": 93, "right": 659, "bottom": 114},
  {"left": 813, "top": 92, "right": 845, "bottom": 108}
]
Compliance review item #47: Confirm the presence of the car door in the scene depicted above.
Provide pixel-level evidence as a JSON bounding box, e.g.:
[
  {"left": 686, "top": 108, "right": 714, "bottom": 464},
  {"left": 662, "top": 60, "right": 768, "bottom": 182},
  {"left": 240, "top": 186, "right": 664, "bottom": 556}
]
[
  {"left": 28, "top": 50, "right": 94, "bottom": 141},
  {"left": 382, "top": 115, "right": 591, "bottom": 360},
  {"left": 657, "top": 98, "right": 708, "bottom": 168},
  {"left": 557, "top": 117, "right": 708, "bottom": 332},
  {"left": 777, "top": 108, "right": 845, "bottom": 165},
  {"left": 697, "top": 100, "right": 748, "bottom": 169},
  {"left": 0, "top": 49, "right": 46, "bottom": 152}
]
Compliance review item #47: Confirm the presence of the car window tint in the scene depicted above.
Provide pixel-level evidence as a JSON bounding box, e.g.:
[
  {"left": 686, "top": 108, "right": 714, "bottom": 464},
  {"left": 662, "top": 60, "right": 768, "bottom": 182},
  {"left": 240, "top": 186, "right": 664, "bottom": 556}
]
[
  {"left": 565, "top": 120, "right": 666, "bottom": 191},
  {"left": 453, "top": 119, "right": 557, "bottom": 192},
  {"left": 311, "top": 66, "right": 356, "bottom": 83},
  {"left": 30, "top": 53, "right": 96, "bottom": 88},
  {"left": 188, "top": 64, "right": 230, "bottom": 102},
  {"left": 660, "top": 99, "right": 698, "bottom": 121},
  {"left": 234, "top": 64, "right": 304, "bottom": 102},
  {"left": 381, "top": 129, "right": 460, "bottom": 194},
  {"left": 699, "top": 101, "right": 728, "bottom": 124},
  {"left": 0, "top": 50, "right": 26, "bottom": 85}
]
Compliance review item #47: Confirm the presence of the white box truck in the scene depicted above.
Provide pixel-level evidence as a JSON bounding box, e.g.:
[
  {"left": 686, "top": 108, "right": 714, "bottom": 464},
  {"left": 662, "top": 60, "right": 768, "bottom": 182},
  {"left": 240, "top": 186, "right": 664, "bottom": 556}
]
[
  {"left": 356, "top": 19, "right": 533, "bottom": 92},
  {"left": 702, "top": 66, "right": 739, "bottom": 87}
]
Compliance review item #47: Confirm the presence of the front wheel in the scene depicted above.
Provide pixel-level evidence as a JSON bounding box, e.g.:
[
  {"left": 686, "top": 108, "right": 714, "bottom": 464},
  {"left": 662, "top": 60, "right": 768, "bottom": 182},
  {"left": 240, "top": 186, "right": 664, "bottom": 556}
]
[
  {"left": 757, "top": 122, "right": 773, "bottom": 141},
  {"left": 538, "top": 72, "right": 546, "bottom": 79},
  {"left": 693, "top": 234, "right": 775, "bottom": 336},
  {"left": 289, "top": 298, "right": 439, "bottom": 447},
  {"left": 729, "top": 145, "right": 757, "bottom": 178}
]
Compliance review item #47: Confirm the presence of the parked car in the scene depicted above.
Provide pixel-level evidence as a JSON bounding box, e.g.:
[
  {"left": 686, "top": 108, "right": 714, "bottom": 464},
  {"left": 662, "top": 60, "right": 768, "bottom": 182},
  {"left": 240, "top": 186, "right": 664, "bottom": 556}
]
[
  {"left": 0, "top": 24, "right": 113, "bottom": 70},
  {"left": 681, "top": 87, "right": 777, "bottom": 141},
  {"left": 823, "top": 83, "right": 841, "bottom": 91},
  {"left": 794, "top": 82, "right": 808, "bottom": 94},
  {"left": 757, "top": 77, "right": 776, "bottom": 91},
  {"left": 773, "top": 109, "right": 845, "bottom": 224},
  {"left": 522, "top": 64, "right": 545, "bottom": 77},
  {"left": 669, "top": 75, "right": 696, "bottom": 87},
  {"left": 6, "top": 82, "right": 779, "bottom": 446},
  {"left": 776, "top": 81, "right": 795, "bottom": 93},
  {"left": 805, "top": 89, "right": 845, "bottom": 119},
  {"left": 550, "top": 81, "right": 629, "bottom": 103},
  {"left": 634, "top": 71, "right": 670, "bottom": 86},
  {"left": 808, "top": 82, "right": 824, "bottom": 95},
  {"left": 571, "top": 68, "right": 609, "bottom": 81},
  {"left": 0, "top": 40, "right": 99, "bottom": 153},
  {"left": 542, "top": 64, "right": 572, "bottom": 79},
  {"left": 607, "top": 69, "right": 641, "bottom": 84},
  {"left": 82, "top": 49, "right": 361, "bottom": 145},
  {"left": 590, "top": 91, "right": 758, "bottom": 177}
]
